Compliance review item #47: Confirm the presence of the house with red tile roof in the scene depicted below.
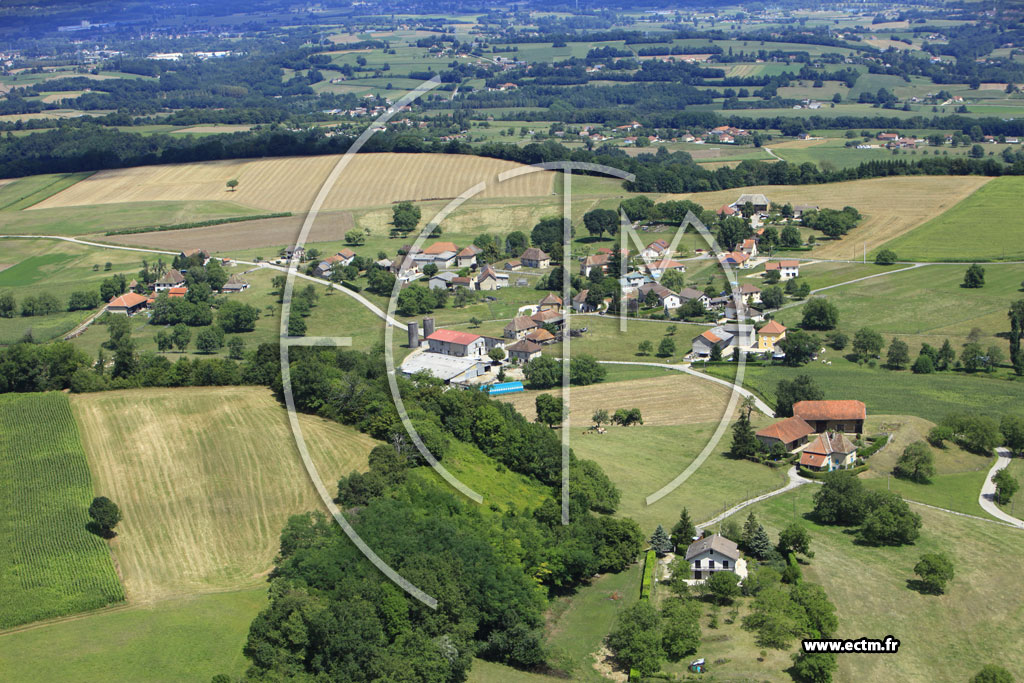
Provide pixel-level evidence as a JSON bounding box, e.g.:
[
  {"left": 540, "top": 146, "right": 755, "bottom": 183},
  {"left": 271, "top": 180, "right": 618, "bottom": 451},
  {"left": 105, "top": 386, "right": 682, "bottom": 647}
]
[
  {"left": 764, "top": 260, "right": 800, "bottom": 279},
  {"left": 108, "top": 292, "right": 149, "bottom": 316},
  {"left": 799, "top": 432, "right": 858, "bottom": 471},
  {"left": 756, "top": 416, "right": 814, "bottom": 452},
  {"left": 167, "top": 286, "right": 188, "bottom": 299},
  {"left": 793, "top": 400, "right": 866, "bottom": 435}
]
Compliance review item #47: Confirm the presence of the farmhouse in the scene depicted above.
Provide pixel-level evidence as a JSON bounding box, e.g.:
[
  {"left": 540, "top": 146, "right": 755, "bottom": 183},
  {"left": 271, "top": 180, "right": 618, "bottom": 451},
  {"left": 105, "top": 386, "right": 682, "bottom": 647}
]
[
  {"left": 154, "top": 269, "right": 185, "bottom": 292},
  {"left": 756, "top": 320, "right": 787, "bottom": 352},
  {"left": 799, "top": 432, "right": 858, "bottom": 472},
  {"left": 730, "top": 194, "right": 771, "bottom": 212},
  {"left": 476, "top": 265, "right": 507, "bottom": 290},
  {"left": 685, "top": 534, "right": 740, "bottom": 580},
  {"left": 537, "top": 293, "right": 562, "bottom": 313},
  {"left": 456, "top": 245, "right": 480, "bottom": 268},
  {"left": 520, "top": 247, "right": 550, "bottom": 269},
  {"left": 179, "top": 249, "right": 210, "bottom": 264},
  {"left": 504, "top": 259, "right": 522, "bottom": 270},
  {"left": 504, "top": 315, "right": 539, "bottom": 340},
  {"left": 793, "top": 400, "right": 866, "bottom": 435},
  {"left": 426, "top": 329, "right": 486, "bottom": 358},
  {"left": 526, "top": 328, "right": 556, "bottom": 344},
  {"left": 399, "top": 353, "right": 487, "bottom": 383},
  {"left": 221, "top": 274, "right": 249, "bottom": 292},
  {"left": 531, "top": 308, "right": 564, "bottom": 330},
  {"left": 429, "top": 271, "right": 457, "bottom": 290},
  {"left": 756, "top": 416, "right": 814, "bottom": 452},
  {"left": 764, "top": 260, "right": 800, "bottom": 279},
  {"left": 107, "top": 292, "right": 149, "bottom": 315},
  {"left": 506, "top": 339, "right": 543, "bottom": 363}
]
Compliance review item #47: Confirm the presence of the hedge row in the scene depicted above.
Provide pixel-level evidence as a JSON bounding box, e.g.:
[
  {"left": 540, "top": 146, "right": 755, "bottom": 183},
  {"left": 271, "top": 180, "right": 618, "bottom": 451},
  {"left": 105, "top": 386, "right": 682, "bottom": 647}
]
[
  {"left": 105, "top": 212, "right": 292, "bottom": 236},
  {"left": 798, "top": 463, "right": 870, "bottom": 480},
  {"left": 640, "top": 549, "right": 656, "bottom": 600},
  {"left": 857, "top": 433, "right": 890, "bottom": 459},
  {"left": 339, "top": 280, "right": 362, "bottom": 293}
]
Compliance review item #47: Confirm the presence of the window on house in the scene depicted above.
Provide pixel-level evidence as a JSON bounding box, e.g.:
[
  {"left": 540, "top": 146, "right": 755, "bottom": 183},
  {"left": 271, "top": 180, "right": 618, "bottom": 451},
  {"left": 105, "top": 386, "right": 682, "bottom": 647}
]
[
  {"left": 723, "top": 560, "right": 730, "bottom": 569},
  {"left": 694, "top": 559, "right": 701, "bottom": 568}
]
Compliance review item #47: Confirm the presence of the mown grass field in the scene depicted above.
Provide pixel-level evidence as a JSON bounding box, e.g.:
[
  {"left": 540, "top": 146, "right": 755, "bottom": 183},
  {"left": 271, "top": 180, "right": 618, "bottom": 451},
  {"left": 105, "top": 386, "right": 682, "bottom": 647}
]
[
  {"left": 772, "top": 262, "right": 1024, "bottom": 359},
  {"left": 0, "top": 393, "right": 124, "bottom": 629},
  {"left": 31, "top": 153, "right": 555, "bottom": 213},
  {"left": 659, "top": 175, "right": 992, "bottom": 259},
  {"left": 745, "top": 486, "right": 1024, "bottom": 682},
  {"left": 878, "top": 176, "right": 1024, "bottom": 261},
  {"left": 0, "top": 588, "right": 263, "bottom": 682},
  {"left": 71, "top": 386, "right": 379, "bottom": 603},
  {"left": 704, "top": 357, "right": 1024, "bottom": 425}
]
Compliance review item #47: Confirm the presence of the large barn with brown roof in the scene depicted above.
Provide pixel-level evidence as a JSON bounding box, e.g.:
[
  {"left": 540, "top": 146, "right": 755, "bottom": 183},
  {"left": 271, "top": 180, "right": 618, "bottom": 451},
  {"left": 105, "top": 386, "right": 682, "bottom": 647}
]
[{"left": 793, "top": 400, "right": 866, "bottom": 435}]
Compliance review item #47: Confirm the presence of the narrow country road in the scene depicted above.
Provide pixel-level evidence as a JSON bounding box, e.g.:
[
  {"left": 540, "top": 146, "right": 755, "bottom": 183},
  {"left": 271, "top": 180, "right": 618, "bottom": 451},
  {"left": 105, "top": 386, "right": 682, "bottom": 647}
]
[{"left": 979, "top": 449, "right": 1024, "bottom": 529}]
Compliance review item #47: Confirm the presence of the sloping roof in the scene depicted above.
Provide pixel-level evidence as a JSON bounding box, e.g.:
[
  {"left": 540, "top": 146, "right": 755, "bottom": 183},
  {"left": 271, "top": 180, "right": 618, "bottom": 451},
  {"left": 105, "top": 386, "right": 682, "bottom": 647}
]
[
  {"left": 717, "top": 204, "right": 737, "bottom": 215},
  {"left": 645, "top": 238, "right": 669, "bottom": 251},
  {"left": 423, "top": 241, "right": 458, "bottom": 255},
  {"left": 167, "top": 286, "right": 187, "bottom": 298},
  {"left": 520, "top": 247, "right": 550, "bottom": 261},
  {"left": 799, "top": 451, "right": 829, "bottom": 468},
  {"left": 109, "top": 292, "right": 148, "bottom": 308},
  {"left": 573, "top": 289, "right": 589, "bottom": 303},
  {"left": 222, "top": 274, "right": 248, "bottom": 288},
  {"left": 477, "top": 265, "right": 498, "bottom": 282},
  {"left": 427, "top": 329, "right": 481, "bottom": 346},
  {"left": 685, "top": 534, "right": 739, "bottom": 561},
  {"left": 734, "top": 193, "right": 770, "bottom": 206},
  {"left": 679, "top": 287, "right": 706, "bottom": 300},
  {"left": 699, "top": 330, "right": 722, "bottom": 344},
  {"left": 793, "top": 400, "right": 867, "bottom": 422},
  {"left": 647, "top": 258, "right": 685, "bottom": 270},
  {"left": 526, "top": 328, "right": 555, "bottom": 342},
  {"left": 531, "top": 309, "right": 562, "bottom": 324},
  {"left": 156, "top": 269, "right": 185, "bottom": 285},
  {"left": 181, "top": 249, "right": 208, "bottom": 258},
  {"left": 505, "top": 316, "right": 538, "bottom": 332},
  {"left": 507, "top": 339, "right": 542, "bottom": 354},
  {"left": 739, "top": 283, "right": 762, "bottom": 294},
  {"left": 583, "top": 253, "right": 610, "bottom": 267},
  {"left": 538, "top": 293, "right": 562, "bottom": 306},
  {"left": 457, "top": 246, "right": 477, "bottom": 257},
  {"left": 804, "top": 431, "right": 858, "bottom": 456},
  {"left": 759, "top": 320, "right": 787, "bottom": 335},
  {"left": 765, "top": 260, "right": 801, "bottom": 270},
  {"left": 756, "top": 416, "right": 813, "bottom": 444}
]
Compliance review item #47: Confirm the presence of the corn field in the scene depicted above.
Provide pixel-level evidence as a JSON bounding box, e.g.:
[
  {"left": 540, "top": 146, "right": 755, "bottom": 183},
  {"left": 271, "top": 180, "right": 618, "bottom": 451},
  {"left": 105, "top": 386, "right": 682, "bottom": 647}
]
[{"left": 0, "top": 392, "right": 124, "bottom": 629}]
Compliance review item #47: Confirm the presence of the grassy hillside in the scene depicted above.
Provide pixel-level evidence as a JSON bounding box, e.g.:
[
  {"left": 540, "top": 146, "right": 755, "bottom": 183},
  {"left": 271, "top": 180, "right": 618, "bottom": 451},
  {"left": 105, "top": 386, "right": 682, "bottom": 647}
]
[
  {"left": 0, "top": 588, "right": 263, "bottom": 682},
  {"left": 878, "top": 176, "right": 1024, "bottom": 261},
  {"left": 0, "top": 393, "right": 124, "bottom": 629},
  {"left": 747, "top": 486, "right": 1024, "bottom": 681},
  {"left": 71, "top": 386, "right": 379, "bottom": 603}
]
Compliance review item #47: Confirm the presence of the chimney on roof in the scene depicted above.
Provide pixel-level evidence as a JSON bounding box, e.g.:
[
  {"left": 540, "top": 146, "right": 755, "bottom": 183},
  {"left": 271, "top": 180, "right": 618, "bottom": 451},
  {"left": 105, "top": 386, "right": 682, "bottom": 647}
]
[
  {"left": 407, "top": 321, "right": 419, "bottom": 348},
  {"left": 423, "top": 317, "right": 435, "bottom": 338}
]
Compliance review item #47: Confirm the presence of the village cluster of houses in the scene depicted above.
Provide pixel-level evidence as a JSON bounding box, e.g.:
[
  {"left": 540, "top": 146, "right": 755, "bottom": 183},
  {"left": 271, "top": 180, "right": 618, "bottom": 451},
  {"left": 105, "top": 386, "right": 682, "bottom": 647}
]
[
  {"left": 575, "top": 122, "right": 754, "bottom": 146},
  {"left": 106, "top": 249, "right": 249, "bottom": 316},
  {"left": 385, "top": 241, "right": 551, "bottom": 286}
]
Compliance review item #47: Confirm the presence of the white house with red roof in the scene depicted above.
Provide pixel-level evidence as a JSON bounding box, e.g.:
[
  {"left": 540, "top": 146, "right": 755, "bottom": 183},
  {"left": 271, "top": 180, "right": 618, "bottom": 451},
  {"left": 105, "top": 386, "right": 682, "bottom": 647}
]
[
  {"left": 799, "top": 432, "right": 858, "bottom": 472},
  {"left": 765, "top": 260, "right": 800, "bottom": 279}
]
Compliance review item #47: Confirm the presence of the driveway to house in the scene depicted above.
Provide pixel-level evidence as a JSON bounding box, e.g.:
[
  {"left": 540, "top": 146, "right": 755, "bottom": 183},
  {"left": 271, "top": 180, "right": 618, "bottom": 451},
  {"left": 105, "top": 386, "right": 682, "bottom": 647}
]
[
  {"left": 979, "top": 448, "right": 1024, "bottom": 529},
  {"left": 697, "top": 466, "right": 814, "bottom": 531}
]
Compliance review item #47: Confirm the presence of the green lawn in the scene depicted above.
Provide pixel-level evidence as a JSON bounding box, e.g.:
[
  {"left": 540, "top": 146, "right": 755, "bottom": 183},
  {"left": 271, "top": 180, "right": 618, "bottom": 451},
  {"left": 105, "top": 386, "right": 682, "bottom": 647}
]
[
  {"left": 878, "top": 177, "right": 1024, "bottom": 261},
  {"left": 0, "top": 393, "right": 124, "bottom": 629},
  {"left": 543, "top": 315, "right": 701, "bottom": 364},
  {"left": 862, "top": 470, "right": 992, "bottom": 518},
  {"left": 0, "top": 588, "right": 263, "bottom": 682},
  {"left": 704, "top": 360, "right": 1024, "bottom": 425},
  {"left": 772, "top": 262, "right": 1024, "bottom": 360}
]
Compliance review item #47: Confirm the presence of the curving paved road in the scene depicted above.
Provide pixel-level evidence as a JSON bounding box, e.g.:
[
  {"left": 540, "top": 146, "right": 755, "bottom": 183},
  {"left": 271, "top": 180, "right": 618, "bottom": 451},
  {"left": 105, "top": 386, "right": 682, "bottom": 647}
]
[
  {"left": 697, "top": 466, "right": 813, "bottom": 530},
  {"left": 979, "top": 448, "right": 1024, "bottom": 529}
]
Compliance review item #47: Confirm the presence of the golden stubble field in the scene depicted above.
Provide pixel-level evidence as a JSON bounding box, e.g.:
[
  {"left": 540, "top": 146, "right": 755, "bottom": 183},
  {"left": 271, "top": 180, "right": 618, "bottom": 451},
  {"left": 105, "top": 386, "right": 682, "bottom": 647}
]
[
  {"left": 71, "top": 386, "right": 380, "bottom": 604},
  {"left": 660, "top": 175, "right": 992, "bottom": 258},
  {"left": 496, "top": 373, "right": 734, "bottom": 426},
  {"left": 31, "top": 153, "right": 556, "bottom": 213}
]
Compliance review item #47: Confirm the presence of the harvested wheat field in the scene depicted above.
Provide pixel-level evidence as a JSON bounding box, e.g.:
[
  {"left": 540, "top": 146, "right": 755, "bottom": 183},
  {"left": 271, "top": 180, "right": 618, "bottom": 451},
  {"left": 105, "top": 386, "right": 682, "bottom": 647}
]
[
  {"left": 103, "top": 211, "right": 354, "bottom": 252},
  {"left": 71, "top": 386, "right": 380, "bottom": 604},
  {"left": 496, "top": 373, "right": 734, "bottom": 427},
  {"left": 661, "top": 175, "right": 991, "bottom": 258},
  {"left": 32, "top": 153, "right": 556, "bottom": 213}
]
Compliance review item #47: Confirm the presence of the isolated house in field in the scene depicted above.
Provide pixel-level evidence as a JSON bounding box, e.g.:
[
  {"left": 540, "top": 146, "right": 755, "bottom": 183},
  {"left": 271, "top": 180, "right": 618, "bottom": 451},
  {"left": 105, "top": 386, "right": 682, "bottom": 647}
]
[
  {"left": 426, "top": 329, "right": 485, "bottom": 358},
  {"left": 765, "top": 260, "right": 800, "bottom": 280},
  {"left": 756, "top": 416, "right": 814, "bottom": 452},
  {"left": 756, "top": 320, "right": 786, "bottom": 352},
  {"left": 504, "top": 315, "right": 539, "bottom": 340},
  {"left": 107, "top": 292, "right": 149, "bottom": 316},
  {"left": 520, "top": 247, "right": 550, "bottom": 269},
  {"left": 221, "top": 274, "right": 249, "bottom": 293},
  {"left": 799, "top": 432, "right": 858, "bottom": 472},
  {"left": 506, "top": 339, "right": 543, "bottom": 364},
  {"left": 685, "top": 534, "right": 740, "bottom": 580},
  {"left": 793, "top": 400, "right": 866, "bottom": 435},
  {"left": 154, "top": 269, "right": 185, "bottom": 292}
]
